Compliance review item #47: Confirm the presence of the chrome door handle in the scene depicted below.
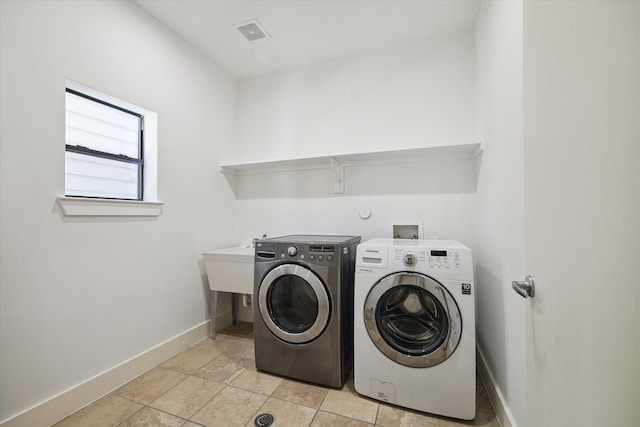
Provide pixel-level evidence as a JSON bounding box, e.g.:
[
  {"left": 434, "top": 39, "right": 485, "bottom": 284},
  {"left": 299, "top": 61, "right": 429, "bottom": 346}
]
[{"left": 512, "top": 275, "right": 535, "bottom": 298}]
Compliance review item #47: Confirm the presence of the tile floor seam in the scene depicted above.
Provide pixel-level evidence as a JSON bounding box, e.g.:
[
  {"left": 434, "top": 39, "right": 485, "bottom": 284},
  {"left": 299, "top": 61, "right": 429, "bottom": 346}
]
[
  {"left": 108, "top": 400, "right": 179, "bottom": 427},
  {"left": 164, "top": 356, "right": 219, "bottom": 376},
  {"left": 264, "top": 397, "right": 319, "bottom": 427},
  {"left": 309, "top": 407, "right": 342, "bottom": 426},
  {"left": 226, "top": 383, "right": 257, "bottom": 396},
  {"left": 108, "top": 392, "right": 149, "bottom": 409},
  {"left": 181, "top": 378, "right": 229, "bottom": 424},
  {"left": 146, "top": 373, "right": 191, "bottom": 407},
  {"left": 149, "top": 377, "right": 215, "bottom": 421},
  {"left": 250, "top": 395, "right": 305, "bottom": 427},
  {"left": 308, "top": 408, "right": 320, "bottom": 427},
  {"left": 269, "top": 387, "right": 326, "bottom": 412},
  {"left": 142, "top": 405, "right": 191, "bottom": 426},
  {"left": 112, "top": 405, "right": 145, "bottom": 427},
  {"left": 156, "top": 406, "right": 190, "bottom": 424},
  {"left": 373, "top": 400, "right": 381, "bottom": 426},
  {"left": 111, "top": 375, "right": 214, "bottom": 426},
  {"left": 316, "top": 384, "right": 331, "bottom": 414},
  {"left": 265, "top": 394, "right": 321, "bottom": 412}
]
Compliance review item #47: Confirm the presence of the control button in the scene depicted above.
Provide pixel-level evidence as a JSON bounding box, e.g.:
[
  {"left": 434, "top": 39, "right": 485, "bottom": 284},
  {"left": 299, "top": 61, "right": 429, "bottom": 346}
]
[
  {"left": 287, "top": 246, "right": 297, "bottom": 256},
  {"left": 327, "top": 255, "right": 333, "bottom": 262},
  {"left": 280, "top": 253, "right": 286, "bottom": 259},
  {"left": 299, "top": 255, "right": 305, "bottom": 260},
  {"left": 455, "top": 260, "right": 460, "bottom": 268},
  {"left": 309, "top": 255, "right": 315, "bottom": 261},
  {"left": 403, "top": 252, "right": 417, "bottom": 267},
  {"left": 318, "top": 255, "right": 324, "bottom": 261}
]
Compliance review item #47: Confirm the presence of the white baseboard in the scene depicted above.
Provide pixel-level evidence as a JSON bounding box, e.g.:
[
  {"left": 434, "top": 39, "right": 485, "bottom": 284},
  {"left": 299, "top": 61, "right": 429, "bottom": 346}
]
[
  {"left": 476, "top": 346, "right": 518, "bottom": 427},
  {"left": 0, "top": 321, "right": 210, "bottom": 427}
]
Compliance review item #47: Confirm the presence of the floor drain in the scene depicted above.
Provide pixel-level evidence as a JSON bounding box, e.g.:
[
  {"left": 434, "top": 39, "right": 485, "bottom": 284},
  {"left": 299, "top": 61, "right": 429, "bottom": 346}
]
[{"left": 254, "top": 413, "right": 275, "bottom": 426}]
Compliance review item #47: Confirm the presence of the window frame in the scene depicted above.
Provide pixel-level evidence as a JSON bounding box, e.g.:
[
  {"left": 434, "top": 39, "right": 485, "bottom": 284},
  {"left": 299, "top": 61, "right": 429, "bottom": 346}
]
[
  {"left": 58, "top": 80, "right": 162, "bottom": 217},
  {"left": 65, "top": 88, "right": 145, "bottom": 201}
]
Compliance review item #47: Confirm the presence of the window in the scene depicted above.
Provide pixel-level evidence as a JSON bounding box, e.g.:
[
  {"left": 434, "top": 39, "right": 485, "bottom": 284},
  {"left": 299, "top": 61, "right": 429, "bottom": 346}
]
[
  {"left": 58, "top": 80, "right": 161, "bottom": 217},
  {"left": 65, "top": 88, "right": 144, "bottom": 200}
]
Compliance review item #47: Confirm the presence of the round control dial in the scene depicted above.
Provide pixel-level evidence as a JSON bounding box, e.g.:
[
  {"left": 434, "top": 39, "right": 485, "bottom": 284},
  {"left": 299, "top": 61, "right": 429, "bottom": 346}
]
[
  {"left": 287, "top": 246, "right": 298, "bottom": 257},
  {"left": 403, "top": 252, "right": 417, "bottom": 267}
]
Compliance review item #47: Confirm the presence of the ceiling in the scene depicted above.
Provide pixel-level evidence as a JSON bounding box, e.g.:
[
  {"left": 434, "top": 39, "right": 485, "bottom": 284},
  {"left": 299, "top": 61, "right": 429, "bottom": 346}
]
[{"left": 133, "top": 0, "right": 480, "bottom": 80}]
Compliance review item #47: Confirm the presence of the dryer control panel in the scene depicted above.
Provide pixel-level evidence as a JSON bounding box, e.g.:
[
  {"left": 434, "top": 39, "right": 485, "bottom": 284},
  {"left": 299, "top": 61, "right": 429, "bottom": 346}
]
[
  {"left": 278, "top": 243, "right": 338, "bottom": 265},
  {"left": 256, "top": 241, "right": 341, "bottom": 266}
]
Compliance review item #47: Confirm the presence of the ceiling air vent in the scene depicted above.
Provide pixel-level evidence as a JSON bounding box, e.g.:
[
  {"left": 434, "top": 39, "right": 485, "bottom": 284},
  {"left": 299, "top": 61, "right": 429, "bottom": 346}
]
[{"left": 235, "top": 19, "right": 270, "bottom": 42}]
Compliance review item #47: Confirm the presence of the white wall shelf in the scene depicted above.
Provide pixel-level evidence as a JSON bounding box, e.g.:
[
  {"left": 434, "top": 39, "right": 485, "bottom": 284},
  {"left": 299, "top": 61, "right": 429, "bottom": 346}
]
[{"left": 220, "top": 142, "right": 483, "bottom": 194}]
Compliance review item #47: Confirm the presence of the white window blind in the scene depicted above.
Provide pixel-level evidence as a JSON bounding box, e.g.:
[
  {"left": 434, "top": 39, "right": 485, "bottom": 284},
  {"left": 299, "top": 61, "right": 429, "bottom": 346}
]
[{"left": 65, "top": 89, "right": 143, "bottom": 200}]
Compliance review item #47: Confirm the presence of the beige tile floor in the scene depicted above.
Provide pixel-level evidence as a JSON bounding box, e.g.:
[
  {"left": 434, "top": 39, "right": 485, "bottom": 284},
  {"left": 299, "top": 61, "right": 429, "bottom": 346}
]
[{"left": 53, "top": 323, "right": 499, "bottom": 427}]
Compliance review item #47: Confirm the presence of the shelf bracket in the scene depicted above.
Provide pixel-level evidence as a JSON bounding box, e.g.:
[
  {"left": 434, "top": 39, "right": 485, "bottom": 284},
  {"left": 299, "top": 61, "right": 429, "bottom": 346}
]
[{"left": 329, "top": 157, "right": 344, "bottom": 194}]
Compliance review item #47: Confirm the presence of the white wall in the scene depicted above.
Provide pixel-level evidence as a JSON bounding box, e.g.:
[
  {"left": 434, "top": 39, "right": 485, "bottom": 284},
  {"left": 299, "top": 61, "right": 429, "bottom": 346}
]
[
  {"left": 0, "top": 0, "right": 237, "bottom": 422},
  {"left": 475, "top": 2, "right": 525, "bottom": 426},
  {"left": 235, "top": 29, "right": 476, "bottom": 162},
  {"left": 233, "top": 29, "right": 479, "bottom": 247}
]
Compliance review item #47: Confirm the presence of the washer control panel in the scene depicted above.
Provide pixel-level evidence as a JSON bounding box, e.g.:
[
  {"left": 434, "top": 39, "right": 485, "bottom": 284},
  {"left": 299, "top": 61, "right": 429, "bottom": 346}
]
[
  {"left": 393, "top": 247, "right": 462, "bottom": 269},
  {"left": 428, "top": 249, "right": 462, "bottom": 269}
]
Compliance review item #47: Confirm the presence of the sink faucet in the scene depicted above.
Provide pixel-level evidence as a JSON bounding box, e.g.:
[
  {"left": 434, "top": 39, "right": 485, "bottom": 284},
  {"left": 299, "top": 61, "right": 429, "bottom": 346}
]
[{"left": 252, "top": 234, "right": 267, "bottom": 246}]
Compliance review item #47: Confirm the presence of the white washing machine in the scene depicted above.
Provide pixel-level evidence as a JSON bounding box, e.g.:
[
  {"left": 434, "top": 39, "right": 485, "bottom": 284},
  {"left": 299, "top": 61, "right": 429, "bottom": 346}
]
[{"left": 354, "top": 238, "right": 476, "bottom": 420}]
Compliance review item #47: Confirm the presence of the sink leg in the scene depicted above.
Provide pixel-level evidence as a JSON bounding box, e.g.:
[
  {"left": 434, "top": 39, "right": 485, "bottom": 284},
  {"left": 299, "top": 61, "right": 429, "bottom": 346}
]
[
  {"left": 210, "top": 290, "right": 217, "bottom": 339},
  {"left": 231, "top": 293, "right": 239, "bottom": 326}
]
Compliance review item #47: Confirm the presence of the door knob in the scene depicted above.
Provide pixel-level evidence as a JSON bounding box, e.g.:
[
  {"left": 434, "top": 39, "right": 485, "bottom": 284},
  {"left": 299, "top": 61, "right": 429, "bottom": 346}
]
[{"left": 512, "top": 275, "right": 535, "bottom": 298}]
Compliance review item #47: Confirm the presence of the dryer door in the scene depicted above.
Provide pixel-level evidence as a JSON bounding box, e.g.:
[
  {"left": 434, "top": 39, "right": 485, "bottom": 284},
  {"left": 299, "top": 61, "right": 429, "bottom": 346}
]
[
  {"left": 364, "top": 272, "right": 461, "bottom": 367},
  {"left": 258, "top": 263, "right": 331, "bottom": 344}
]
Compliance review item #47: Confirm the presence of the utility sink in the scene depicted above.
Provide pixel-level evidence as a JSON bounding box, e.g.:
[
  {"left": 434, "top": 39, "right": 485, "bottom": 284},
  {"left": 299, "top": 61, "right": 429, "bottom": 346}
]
[
  {"left": 203, "top": 245, "right": 255, "bottom": 294},
  {"left": 202, "top": 245, "right": 255, "bottom": 338}
]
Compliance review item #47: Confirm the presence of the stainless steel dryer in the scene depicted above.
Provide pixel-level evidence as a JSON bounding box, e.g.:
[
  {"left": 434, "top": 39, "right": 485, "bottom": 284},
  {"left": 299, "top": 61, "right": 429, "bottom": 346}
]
[{"left": 253, "top": 235, "right": 360, "bottom": 388}]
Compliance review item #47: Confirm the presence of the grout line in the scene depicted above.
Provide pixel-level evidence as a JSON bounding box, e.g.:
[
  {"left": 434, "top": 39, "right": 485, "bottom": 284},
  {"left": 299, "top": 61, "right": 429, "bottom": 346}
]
[
  {"left": 373, "top": 401, "right": 381, "bottom": 426},
  {"left": 113, "top": 405, "right": 145, "bottom": 427},
  {"left": 185, "top": 383, "right": 221, "bottom": 425}
]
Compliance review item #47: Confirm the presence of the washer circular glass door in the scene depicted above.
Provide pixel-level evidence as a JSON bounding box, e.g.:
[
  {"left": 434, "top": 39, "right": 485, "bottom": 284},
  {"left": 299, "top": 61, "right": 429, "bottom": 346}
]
[
  {"left": 259, "top": 263, "right": 331, "bottom": 344},
  {"left": 364, "top": 272, "right": 461, "bottom": 367}
]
